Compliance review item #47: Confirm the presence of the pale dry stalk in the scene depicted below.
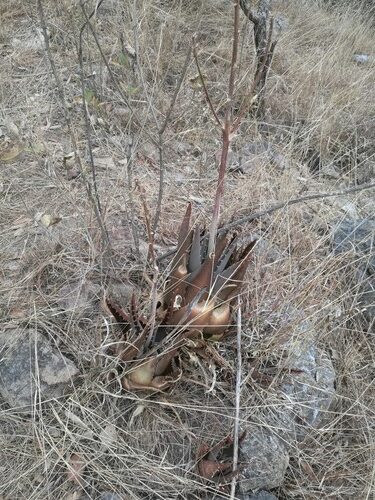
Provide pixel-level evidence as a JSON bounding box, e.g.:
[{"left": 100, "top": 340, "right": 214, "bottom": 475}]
[{"left": 230, "top": 298, "right": 242, "bottom": 499}]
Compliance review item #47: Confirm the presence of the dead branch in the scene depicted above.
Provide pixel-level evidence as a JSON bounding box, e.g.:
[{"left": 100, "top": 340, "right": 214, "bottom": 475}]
[
  {"left": 80, "top": 1, "right": 157, "bottom": 148},
  {"left": 125, "top": 140, "right": 141, "bottom": 259},
  {"left": 193, "top": 1, "right": 276, "bottom": 256},
  {"left": 157, "top": 180, "right": 375, "bottom": 262},
  {"left": 153, "top": 45, "right": 193, "bottom": 233},
  {"left": 221, "top": 180, "right": 375, "bottom": 232},
  {"left": 136, "top": 181, "right": 159, "bottom": 350},
  {"left": 78, "top": 0, "right": 103, "bottom": 217},
  {"left": 80, "top": 0, "right": 145, "bottom": 258},
  {"left": 207, "top": 0, "right": 241, "bottom": 256},
  {"left": 232, "top": 17, "right": 276, "bottom": 133},
  {"left": 240, "top": 0, "right": 275, "bottom": 119},
  {"left": 192, "top": 43, "right": 222, "bottom": 128},
  {"left": 37, "top": 0, "right": 109, "bottom": 249}
]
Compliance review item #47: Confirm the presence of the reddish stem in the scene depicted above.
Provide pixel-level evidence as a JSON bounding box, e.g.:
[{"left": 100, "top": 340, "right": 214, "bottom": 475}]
[
  {"left": 208, "top": 125, "right": 231, "bottom": 254},
  {"left": 208, "top": 0, "right": 240, "bottom": 255}
]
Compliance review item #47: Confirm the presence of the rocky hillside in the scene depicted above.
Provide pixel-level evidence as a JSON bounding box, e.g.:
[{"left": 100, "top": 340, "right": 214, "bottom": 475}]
[{"left": 0, "top": 1, "right": 374, "bottom": 499}]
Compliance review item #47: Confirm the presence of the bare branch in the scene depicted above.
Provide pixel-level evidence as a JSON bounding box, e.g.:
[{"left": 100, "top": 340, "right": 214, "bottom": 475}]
[
  {"left": 78, "top": 0, "right": 104, "bottom": 216},
  {"left": 137, "top": 182, "right": 160, "bottom": 350},
  {"left": 157, "top": 180, "right": 375, "bottom": 262},
  {"left": 221, "top": 180, "right": 375, "bottom": 233},
  {"left": 207, "top": 0, "right": 241, "bottom": 255},
  {"left": 159, "top": 45, "right": 192, "bottom": 136},
  {"left": 153, "top": 45, "right": 193, "bottom": 233},
  {"left": 228, "top": 0, "right": 241, "bottom": 106},
  {"left": 37, "top": 0, "right": 109, "bottom": 249},
  {"left": 192, "top": 44, "right": 223, "bottom": 129},
  {"left": 232, "top": 17, "right": 276, "bottom": 132},
  {"left": 80, "top": 1, "right": 158, "bottom": 148},
  {"left": 137, "top": 181, "right": 156, "bottom": 265},
  {"left": 240, "top": 0, "right": 259, "bottom": 25},
  {"left": 125, "top": 141, "right": 141, "bottom": 259}
]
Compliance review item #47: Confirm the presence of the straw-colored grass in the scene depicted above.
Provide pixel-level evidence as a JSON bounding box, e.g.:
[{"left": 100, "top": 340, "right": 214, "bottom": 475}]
[{"left": 0, "top": 0, "right": 374, "bottom": 498}]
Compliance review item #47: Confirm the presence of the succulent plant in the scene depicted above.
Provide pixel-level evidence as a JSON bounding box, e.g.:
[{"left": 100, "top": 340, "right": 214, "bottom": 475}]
[{"left": 106, "top": 203, "right": 256, "bottom": 391}]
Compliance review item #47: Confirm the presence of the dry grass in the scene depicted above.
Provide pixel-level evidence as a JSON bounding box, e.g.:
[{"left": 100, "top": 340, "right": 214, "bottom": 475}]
[{"left": 1, "top": 0, "right": 374, "bottom": 498}]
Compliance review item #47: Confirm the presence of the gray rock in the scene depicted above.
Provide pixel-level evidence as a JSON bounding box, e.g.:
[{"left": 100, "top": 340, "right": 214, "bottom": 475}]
[
  {"left": 231, "top": 141, "right": 270, "bottom": 174},
  {"left": 279, "top": 347, "right": 336, "bottom": 440},
  {"left": 355, "top": 159, "right": 374, "bottom": 185},
  {"left": 332, "top": 218, "right": 375, "bottom": 324},
  {"left": 269, "top": 150, "right": 291, "bottom": 171},
  {"left": 248, "top": 311, "right": 336, "bottom": 444},
  {"left": 239, "top": 313, "right": 336, "bottom": 493},
  {"left": 98, "top": 492, "right": 122, "bottom": 500},
  {"left": 320, "top": 164, "right": 341, "bottom": 180},
  {"left": 352, "top": 53, "right": 372, "bottom": 64},
  {"left": 57, "top": 279, "right": 101, "bottom": 319},
  {"left": 333, "top": 218, "right": 375, "bottom": 263},
  {"left": 241, "top": 491, "right": 278, "bottom": 500},
  {"left": 269, "top": 316, "right": 336, "bottom": 441},
  {"left": 239, "top": 426, "right": 289, "bottom": 493},
  {"left": 0, "top": 329, "right": 79, "bottom": 409},
  {"left": 232, "top": 141, "right": 290, "bottom": 174}
]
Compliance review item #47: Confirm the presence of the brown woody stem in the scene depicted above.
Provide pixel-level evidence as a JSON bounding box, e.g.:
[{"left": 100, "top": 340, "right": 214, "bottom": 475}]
[{"left": 208, "top": 0, "right": 240, "bottom": 255}]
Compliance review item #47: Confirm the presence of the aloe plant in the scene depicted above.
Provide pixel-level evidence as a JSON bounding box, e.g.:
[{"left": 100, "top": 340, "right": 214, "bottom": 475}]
[{"left": 106, "top": 203, "right": 255, "bottom": 391}]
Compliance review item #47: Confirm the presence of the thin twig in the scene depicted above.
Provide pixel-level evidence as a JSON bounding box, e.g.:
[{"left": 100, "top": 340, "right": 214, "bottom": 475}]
[
  {"left": 153, "top": 133, "right": 165, "bottom": 235},
  {"left": 228, "top": 0, "right": 241, "bottom": 112},
  {"left": 137, "top": 181, "right": 160, "bottom": 349},
  {"left": 230, "top": 298, "right": 242, "bottom": 499},
  {"left": 153, "top": 45, "right": 193, "bottom": 233},
  {"left": 80, "top": 1, "right": 158, "bottom": 148},
  {"left": 240, "top": 0, "right": 274, "bottom": 120},
  {"left": 239, "top": 0, "right": 259, "bottom": 25},
  {"left": 125, "top": 140, "right": 141, "bottom": 259},
  {"left": 221, "top": 180, "right": 375, "bottom": 233},
  {"left": 157, "top": 180, "right": 375, "bottom": 262},
  {"left": 207, "top": 0, "right": 241, "bottom": 255},
  {"left": 37, "top": 0, "right": 109, "bottom": 249},
  {"left": 137, "top": 180, "right": 156, "bottom": 264},
  {"left": 232, "top": 18, "right": 275, "bottom": 132},
  {"left": 159, "top": 45, "right": 193, "bottom": 136},
  {"left": 78, "top": 0, "right": 103, "bottom": 216},
  {"left": 192, "top": 43, "right": 223, "bottom": 129}
]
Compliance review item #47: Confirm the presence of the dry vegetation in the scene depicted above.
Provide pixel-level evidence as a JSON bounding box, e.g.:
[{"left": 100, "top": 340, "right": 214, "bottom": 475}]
[{"left": 0, "top": 0, "right": 374, "bottom": 499}]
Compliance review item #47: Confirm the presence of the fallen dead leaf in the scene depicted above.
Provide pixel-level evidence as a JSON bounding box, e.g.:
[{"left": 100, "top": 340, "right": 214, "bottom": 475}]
[
  {"left": 67, "top": 453, "right": 85, "bottom": 486},
  {"left": 8, "top": 306, "right": 29, "bottom": 319},
  {"left": 189, "top": 73, "right": 207, "bottom": 90},
  {"left": 65, "top": 410, "right": 93, "bottom": 435},
  {"left": 0, "top": 143, "right": 23, "bottom": 162},
  {"left": 128, "top": 404, "right": 145, "bottom": 426},
  {"left": 4, "top": 120, "right": 19, "bottom": 138},
  {"left": 25, "top": 142, "right": 46, "bottom": 155},
  {"left": 40, "top": 213, "right": 62, "bottom": 227},
  {"left": 93, "top": 156, "right": 116, "bottom": 170},
  {"left": 99, "top": 423, "right": 117, "bottom": 451}
]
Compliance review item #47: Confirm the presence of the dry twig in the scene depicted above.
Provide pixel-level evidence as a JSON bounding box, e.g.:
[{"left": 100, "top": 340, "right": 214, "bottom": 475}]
[
  {"left": 153, "top": 45, "right": 193, "bottom": 233},
  {"left": 230, "top": 298, "right": 242, "bottom": 499},
  {"left": 221, "top": 180, "right": 375, "bottom": 233},
  {"left": 78, "top": 0, "right": 104, "bottom": 217},
  {"left": 207, "top": 0, "right": 241, "bottom": 255},
  {"left": 37, "top": 0, "right": 109, "bottom": 249},
  {"left": 157, "top": 180, "right": 375, "bottom": 262}
]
